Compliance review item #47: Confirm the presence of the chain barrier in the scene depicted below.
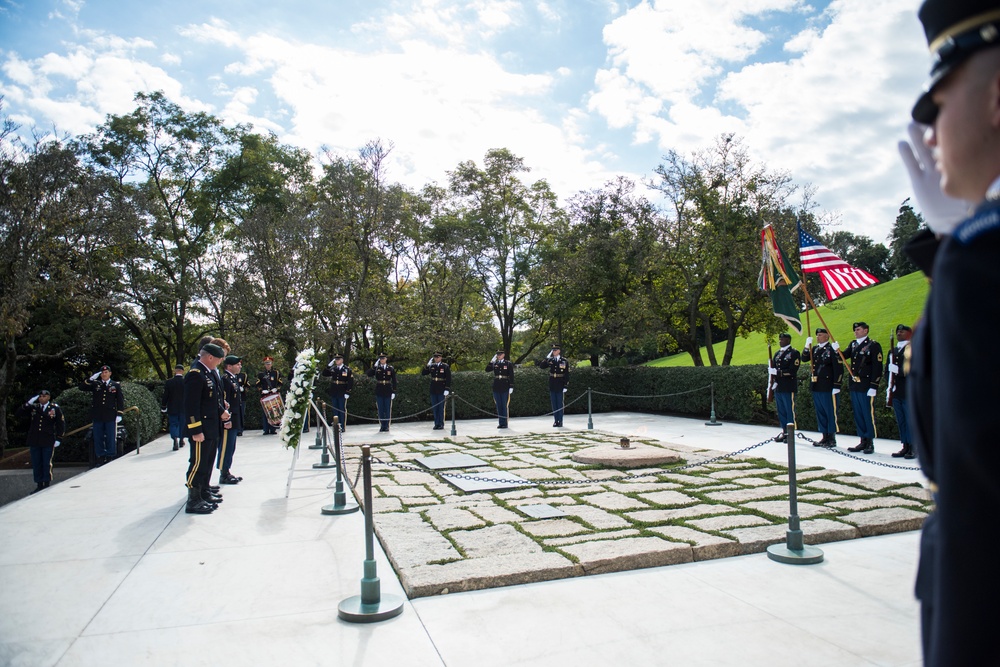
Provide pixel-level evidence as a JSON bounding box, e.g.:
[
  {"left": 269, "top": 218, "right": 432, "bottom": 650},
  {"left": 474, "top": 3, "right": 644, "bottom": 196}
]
[
  {"left": 451, "top": 390, "right": 590, "bottom": 421},
  {"left": 590, "top": 384, "right": 713, "bottom": 399},
  {"left": 793, "top": 431, "right": 922, "bottom": 471},
  {"left": 366, "top": 436, "right": 776, "bottom": 488}
]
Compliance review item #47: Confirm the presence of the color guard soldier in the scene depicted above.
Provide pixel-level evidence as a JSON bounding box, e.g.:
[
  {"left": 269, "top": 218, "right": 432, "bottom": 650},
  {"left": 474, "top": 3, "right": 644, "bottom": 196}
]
[
  {"left": 218, "top": 355, "right": 244, "bottom": 484},
  {"left": 886, "top": 324, "right": 914, "bottom": 459},
  {"left": 17, "top": 390, "right": 64, "bottom": 494},
  {"left": 898, "top": 2, "right": 1000, "bottom": 661},
  {"left": 183, "top": 343, "right": 228, "bottom": 514},
  {"left": 235, "top": 368, "right": 249, "bottom": 436},
  {"left": 255, "top": 356, "right": 282, "bottom": 435},
  {"left": 421, "top": 352, "right": 451, "bottom": 430},
  {"left": 537, "top": 344, "right": 569, "bottom": 427},
  {"left": 844, "top": 322, "right": 882, "bottom": 454},
  {"left": 365, "top": 353, "right": 397, "bottom": 432},
  {"left": 79, "top": 364, "right": 125, "bottom": 466},
  {"left": 322, "top": 353, "right": 354, "bottom": 432},
  {"left": 769, "top": 332, "right": 800, "bottom": 441},
  {"left": 801, "top": 328, "right": 843, "bottom": 447},
  {"left": 162, "top": 364, "right": 186, "bottom": 451},
  {"left": 486, "top": 349, "right": 514, "bottom": 428}
]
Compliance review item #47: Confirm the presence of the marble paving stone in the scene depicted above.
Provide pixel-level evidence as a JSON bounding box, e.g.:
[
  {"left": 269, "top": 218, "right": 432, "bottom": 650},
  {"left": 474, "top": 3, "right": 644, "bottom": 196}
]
[
  {"left": 709, "top": 469, "right": 771, "bottom": 480},
  {"left": 727, "top": 518, "right": 859, "bottom": 554},
  {"left": 659, "top": 473, "right": 721, "bottom": 487},
  {"left": 773, "top": 469, "right": 841, "bottom": 482},
  {"left": 704, "top": 485, "right": 789, "bottom": 502},
  {"left": 835, "top": 474, "right": 904, "bottom": 492},
  {"left": 388, "top": 470, "right": 450, "bottom": 485},
  {"left": 520, "top": 518, "right": 588, "bottom": 537},
  {"left": 891, "top": 485, "right": 934, "bottom": 501},
  {"left": 423, "top": 506, "right": 486, "bottom": 531},
  {"left": 733, "top": 477, "right": 783, "bottom": 487},
  {"left": 415, "top": 453, "right": 489, "bottom": 470},
  {"left": 374, "top": 513, "right": 460, "bottom": 568},
  {"left": 492, "top": 487, "right": 545, "bottom": 500},
  {"left": 688, "top": 514, "right": 772, "bottom": 531},
  {"left": 579, "top": 469, "right": 624, "bottom": 480},
  {"left": 796, "top": 492, "right": 843, "bottom": 502},
  {"left": 450, "top": 524, "right": 543, "bottom": 558},
  {"left": 559, "top": 536, "right": 692, "bottom": 574},
  {"left": 514, "top": 467, "right": 563, "bottom": 480},
  {"left": 517, "top": 503, "right": 567, "bottom": 519},
  {"left": 802, "top": 479, "right": 875, "bottom": 496},
  {"left": 827, "top": 496, "right": 924, "bottom": 511},
  {"left": 400, "top": 552, "right": 578, "bottom": 598},
  {"left": 646, "top": 525, "right": 741, "bottom": 560},
  {"left": 604, "top": 480, "right": 682, "bottom": 493},
  {"left": 839, "top": 507, "right": 928, "bottom": 536},
  {"left": 543, "top": 484, "right": 609, "bottom": 496},
  {"left": 578, "top": 491, "right": 650, "bottom": 511},
  {"left": 372, "top": 496, "right": 404, "bottom": 513},
  {"left": 468, "top": 505, "right": 523, "bottom": 524},
  {"left": 625, "top": 503, "right": 736, "bottom": 523},
  {"left": 742, "top": 500, "right": 833, "bottom": 519},
  {"left": 544, "top": 528, "right": 641, "bottom": 546},
  {"left": 558, "top": 505, "right": 631, "bottom": 529},
  {"left": 636, "top": 489, "right": 698, "bottom": 506},
  {"left": 376, "top": 483, "right": 436, "bottom": 498}
]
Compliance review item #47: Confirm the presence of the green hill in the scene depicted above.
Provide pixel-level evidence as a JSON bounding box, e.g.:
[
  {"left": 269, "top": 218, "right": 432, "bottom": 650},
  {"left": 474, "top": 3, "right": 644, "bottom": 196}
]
[{"left": 647, "top": 271, "right": 930, "bottom": 367}]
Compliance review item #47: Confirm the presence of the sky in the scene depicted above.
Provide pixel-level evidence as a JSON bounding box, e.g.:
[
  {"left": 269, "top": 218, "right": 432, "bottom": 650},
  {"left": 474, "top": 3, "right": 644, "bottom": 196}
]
[{"left": 0, "top": 0, "right": 931, "bottom": 243}]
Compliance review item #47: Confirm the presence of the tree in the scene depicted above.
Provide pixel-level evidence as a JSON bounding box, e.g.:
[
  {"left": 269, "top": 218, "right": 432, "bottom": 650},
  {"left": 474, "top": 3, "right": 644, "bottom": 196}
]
[
  {"left": 448, "top": 149, "right": 566, "bottom": 363},
  {"left": 888, "top": 198, "right": 923, "bottom": 278}
]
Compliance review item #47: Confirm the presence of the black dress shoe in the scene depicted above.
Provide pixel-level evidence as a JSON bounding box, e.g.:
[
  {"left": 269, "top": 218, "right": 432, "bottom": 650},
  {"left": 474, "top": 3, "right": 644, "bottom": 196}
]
[
  {"left": 891, "top": 445, "right": 907, "bottom": 458},
  {"left": 186, "top": 500, "right": 215, "bottom": 514},
  {"left": 220, "top": 475, "right": 239, "bottom": 484},
  {"left": 31, "top": 483, "right": 44, "bottom": 494},
  {"left": 774, "top": 432, "right": 786, "bottom": 443},
  {"left": 209, "top": 485, "right": 221, "bottom": 493},
  {"left": 847, "top": 441, "right": 866, "bottom": 452}
]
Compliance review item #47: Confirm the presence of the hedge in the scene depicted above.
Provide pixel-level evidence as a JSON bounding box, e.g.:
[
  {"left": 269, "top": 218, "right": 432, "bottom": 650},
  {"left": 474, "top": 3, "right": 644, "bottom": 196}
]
[{"left": 53, "top": 382, "right": 161, "bottom": 462}]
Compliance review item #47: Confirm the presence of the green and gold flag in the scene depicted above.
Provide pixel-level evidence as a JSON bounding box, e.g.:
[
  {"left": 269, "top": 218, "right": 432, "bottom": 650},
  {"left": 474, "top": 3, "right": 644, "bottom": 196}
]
[{"left": 759, "top": 225, "right": 802, "bottom": 334}]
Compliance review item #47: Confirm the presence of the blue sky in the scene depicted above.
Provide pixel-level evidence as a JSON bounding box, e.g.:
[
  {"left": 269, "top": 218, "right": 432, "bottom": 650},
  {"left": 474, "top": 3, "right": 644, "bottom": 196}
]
[{"left": 0, "top": 0, "right": 930, "bottom": 242}]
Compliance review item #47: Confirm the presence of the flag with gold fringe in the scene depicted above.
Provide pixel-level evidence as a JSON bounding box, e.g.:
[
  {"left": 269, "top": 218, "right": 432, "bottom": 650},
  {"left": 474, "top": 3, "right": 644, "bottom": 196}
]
[{"left": 759, "top": 225, "right": 803, "bottom": 334}]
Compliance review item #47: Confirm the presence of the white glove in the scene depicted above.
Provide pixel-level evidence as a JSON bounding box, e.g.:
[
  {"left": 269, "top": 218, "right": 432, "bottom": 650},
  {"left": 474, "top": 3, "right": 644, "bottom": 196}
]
[
  {"left": 427, "top": 357, "right": 434, "bottom": 366},
  {"left": 391, "top": 393, "right": 396, "bottom": 400},
  {"left": 546, "top": 351, "right": 553, "bottom": 359},
  {"left": 444, "top": 390, "right": 450, "bottom": 396},
  {"left": 898, "top": 122, "right": 972, "bottom": 235},
  {"left": 768, "top": 367, "right": 778, "bottom": 376},
  {"left": 116, "top": 416, "right": 122, "bottom": 423},
  {"left": 328, "top": 359, "right": 336, "bottom": 367},
  {"left": 888, "top": 363, "right": 899, "bottom": 374},
  {"left": 867, "top": 388, "right": 877, "bottom": 398},
  {"left": 344, "top": 393, "right": 350, "bottom": 399},
  {"left": 28, "top": 395, "right": 39, "bottom": 405},
  {"left": 832, "top": 388, "right": 840, "bottom": 395},
  {"left": 508, "top": 387, "right": 514, "bottom": 395},
  {"left": 562, "top": 387, "right": 567, "bottom": 393},
  {"left": 54, "top": 440, "right": 60, "bottom": 448},
  {"left": 805, "top": 337, "right": 812, "bottom": 347},
  {"left": 831, "top": 341, "right": 840, "bottom": 351},
  {"left": 490, "top": 355, "right": 497, "bottom": 363},
  {"left": 161, "top": 408, "right": 167, "bottom": 413},
  {"left": 89, "top": 372, "right": 101, "bottom": 381}
]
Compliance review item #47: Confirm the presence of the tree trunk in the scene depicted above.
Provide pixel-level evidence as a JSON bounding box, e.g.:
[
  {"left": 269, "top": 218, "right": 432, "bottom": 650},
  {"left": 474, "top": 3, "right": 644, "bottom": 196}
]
[{"left": 0, "top": 336, "right": 17, "bottom": 456}]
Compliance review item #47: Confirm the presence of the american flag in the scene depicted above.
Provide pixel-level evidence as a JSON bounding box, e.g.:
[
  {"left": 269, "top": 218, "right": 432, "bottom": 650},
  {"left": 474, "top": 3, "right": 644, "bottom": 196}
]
[{"left": 797, "top": 224, "right": 879, "bottom": 300}]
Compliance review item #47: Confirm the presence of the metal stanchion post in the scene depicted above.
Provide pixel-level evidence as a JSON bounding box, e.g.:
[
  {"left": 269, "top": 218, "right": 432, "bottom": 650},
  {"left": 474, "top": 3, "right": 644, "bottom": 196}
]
[
  {"left": 767, "top": 422, "right": 824, "bottom": 564},
  {"left": 309, "top": 402, "right": 323, "bottom": 449},
  {"left": 338, "top": 445, "right": 404, "bottom": 622},
  {"left": 313, "top": 419, "right": 335, "bottom": 469},
  {"left": 322, "top": 417, "right": 359, "bottom": 515},
  {"left": 705, "top": 383, "right": 722, "bottom": 426},
  {"left": 587, "top": 387, "right": 594, "bottom": 430},
  {"left": 449, "top": 394, "right": 457, "bottom": 436}
]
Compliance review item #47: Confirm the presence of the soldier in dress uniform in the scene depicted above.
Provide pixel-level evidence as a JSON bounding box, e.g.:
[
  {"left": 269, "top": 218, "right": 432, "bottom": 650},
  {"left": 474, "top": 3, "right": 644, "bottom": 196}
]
[
  {"left": 801, "top": 328, "right": 843, "bottom": 447},
  {"left": 844, "top": 322, "right": 882, "bottom": 454},
  {"left": 537, "top": 344, "right": 569, "bottom": 427},
  {"left": 886, "top": 324, "right": 914, "bottom": 459},
  {"left": 162, "top": 365, "right": 186, "bottom": 451},
  {"left": 322, "top": 353, "right": 354, "bottom": 432},
  {"left": 79, "top": 364, "right": 125, "bottom": 466},
  {"left": 486, "top": 349, "right": 514, "bottom": 429},
  {"left": 255, "top": 356, "right": 283, "bottom": 434},
  {"left": 421, "top": 352, "right": 452, "bottom": 430},
  {"left": 183, "top": 343, "right": 228, "bottom": 514},
  {"left": 365, "top": 353, "right": 397, "bottom": 432},
  {"left": 17, "top": 390, "right": 64, "bottom": 493},
  {"left": 217, "top": 355, "right": 244, "bottom": 484},
  {"left": 898, "top": 4, "right": 1000, "bottom": 657},
  {"left": 768, "top": 333, "right": 801, "bottom": 441},
  {"left": 235, "top": 368, "right": 249, "bottom": 436}
]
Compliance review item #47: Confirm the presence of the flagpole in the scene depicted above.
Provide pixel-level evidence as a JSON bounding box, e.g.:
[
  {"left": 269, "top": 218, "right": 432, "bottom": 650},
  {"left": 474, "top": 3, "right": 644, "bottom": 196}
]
[{"left": 799, "top": 278, "right": 853, "bottom": 376}]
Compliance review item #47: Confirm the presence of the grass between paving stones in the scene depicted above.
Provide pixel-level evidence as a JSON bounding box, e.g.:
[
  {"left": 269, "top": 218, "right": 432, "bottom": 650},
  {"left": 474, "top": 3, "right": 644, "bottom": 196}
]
[{"left": 358, "top": 431, "right": 933, "bottom": 597}]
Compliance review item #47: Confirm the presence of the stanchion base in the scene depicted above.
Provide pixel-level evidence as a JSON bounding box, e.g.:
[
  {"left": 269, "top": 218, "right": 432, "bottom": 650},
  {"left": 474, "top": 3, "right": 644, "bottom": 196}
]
[
  {"left": 322, "top": 502, "right": 360, "bottom": 515},
  {"left": 308, "top": 444, "right": 323, "bottom": 450},
  {"left": 338, "top": 594, "right": 404, "bottom": 623},
  {"left": 312, "top": 462, "right": 336, "bottom": 469},
  {"left": 704, "top": 421, "right": 722, "bottom": 426},
  {"left": 766, "top": 543, "right": 824, "bottom": 564}
]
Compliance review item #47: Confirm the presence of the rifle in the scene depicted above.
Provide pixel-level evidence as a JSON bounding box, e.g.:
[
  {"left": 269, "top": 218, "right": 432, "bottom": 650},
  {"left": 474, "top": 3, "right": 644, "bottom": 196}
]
[
  {"left": 766, "top": 344, "right": 775, "bottom": 403},
  {"left": 886, "top": 330, "right": 896, "bottom": 407}
]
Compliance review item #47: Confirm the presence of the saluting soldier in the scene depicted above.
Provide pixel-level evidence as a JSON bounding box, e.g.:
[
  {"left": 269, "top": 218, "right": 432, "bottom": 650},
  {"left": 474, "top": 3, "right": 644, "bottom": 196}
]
[
  {"left": 255, "top": 356, "right": 283, "bottom": 435},
  {"left": 183, "top": 343, "right": 228, "bottom": 514},
  {"left": 886, "top": 324, "right": 914, "bottom": 459},
  {"left": 218, "top": 355, "right": 244, "bottom": 485},
  {"left": 802, "top": 327, "right": 843, "bottom": 447},
  {"left": 322, "top": 353, "right": 354, "bottom": 432},
  {"left": 844, "top": 322, "right": 882, "bottom": 454},
  {"left": 421, "top": 352, "right": 452, "bottom": 430},
  {"left": 365, "top": 353, "right": 397, "bottom": 432},
  {"left": 769, "top": 332, "right": 801, "bottom": 441},
  {"left": 537, "top": 344, "right": 569, "bottom": 427},
  {"left": 79, "top": 364, "right": 125, "bottom": 466},
  {"left": 17, "top": 390, "right": 65, "bottom": 494},
  {"left": 486, "top": 349, "right": 515, "bottom": 429}
]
